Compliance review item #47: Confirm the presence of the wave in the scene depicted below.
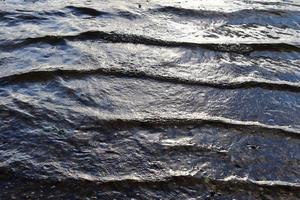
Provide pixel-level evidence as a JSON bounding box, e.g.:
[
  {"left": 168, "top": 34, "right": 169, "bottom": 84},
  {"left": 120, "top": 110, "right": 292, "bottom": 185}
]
[
  {"left": 150, "top": 6, "right": 228, "bottom": 18},
  {"left": 1, "top": 67, "right": 300, "bottom": 93},
  {"left": 67, "top": 5, "right": 140, "bottom": 19},
  {"left": 2, "top": 94, "right": 300, "bottom": 139},
  {"left": 0, "top": 5, "right": 139, "bottom": 23},
  {"left": 151, "top": 6, "right": 298, "bottom": 17},
  {"left": 0, "top": 167, "right": 299, "bottom": 191},
  {"left": 1, "top": 31, "right": 300, "bottom": 53},
  {"left": 151, "top": 6, "right": 300, "bottom": 20},
  {"left": 65, "top": 5, "right": 111, "bottom": 17},
  {"left": 251, "top": 1, "right": 300, "bottom": 8},
  {"left": 0, "top": 11, "right": 10, "bottom": 19},
  {"left": 77, "top": 114, "right": 300, "bottom": 139},
  {"left": 2, "top": 98, "right": 299, "bottom": 139},
  {"left": 0, "top": 10, "right": 65, "bottom": 23}
]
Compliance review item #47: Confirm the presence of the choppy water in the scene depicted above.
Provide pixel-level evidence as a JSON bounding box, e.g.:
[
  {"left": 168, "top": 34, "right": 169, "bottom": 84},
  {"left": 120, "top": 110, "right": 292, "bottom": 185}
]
[{"left": 0, "top": 0, "right": 300, "bottom": 199}]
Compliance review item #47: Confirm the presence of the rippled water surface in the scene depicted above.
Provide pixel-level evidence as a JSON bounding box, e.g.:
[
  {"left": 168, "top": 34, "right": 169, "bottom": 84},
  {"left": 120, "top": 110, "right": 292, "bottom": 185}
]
[{"left": 0, "top": 0, "right": 300, "bottom": 199}]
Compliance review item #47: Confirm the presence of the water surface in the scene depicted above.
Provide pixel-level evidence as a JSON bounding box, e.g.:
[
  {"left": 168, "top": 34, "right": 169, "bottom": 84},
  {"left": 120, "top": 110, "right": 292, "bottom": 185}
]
[{"left": 0, "top": 0, "right": 300, "bottom": 199}]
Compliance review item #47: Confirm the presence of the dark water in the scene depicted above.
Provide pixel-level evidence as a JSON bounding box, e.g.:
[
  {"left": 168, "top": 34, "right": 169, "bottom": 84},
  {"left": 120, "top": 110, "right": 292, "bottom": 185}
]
[{"left": 0, "top": 0, "right": 300, "bottom": 199}]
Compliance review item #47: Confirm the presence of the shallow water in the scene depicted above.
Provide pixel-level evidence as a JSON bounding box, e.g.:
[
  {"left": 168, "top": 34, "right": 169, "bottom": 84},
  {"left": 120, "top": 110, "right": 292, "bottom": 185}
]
[{"left": 0, "top": 0, "right": 300, "bottom": 199}]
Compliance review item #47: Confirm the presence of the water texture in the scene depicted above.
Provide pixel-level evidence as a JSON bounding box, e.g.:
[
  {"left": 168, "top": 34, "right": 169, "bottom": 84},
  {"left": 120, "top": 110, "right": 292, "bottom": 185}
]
[{"left": 0, "top": 0, "right": 300, "bottom": 199}]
